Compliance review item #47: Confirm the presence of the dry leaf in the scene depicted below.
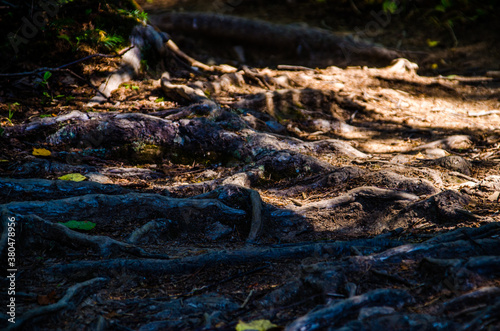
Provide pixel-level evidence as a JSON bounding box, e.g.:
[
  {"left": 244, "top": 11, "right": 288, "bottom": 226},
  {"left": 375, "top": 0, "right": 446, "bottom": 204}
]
[{"left": 33, "top": 148, "right": 51, "bottom": 156}]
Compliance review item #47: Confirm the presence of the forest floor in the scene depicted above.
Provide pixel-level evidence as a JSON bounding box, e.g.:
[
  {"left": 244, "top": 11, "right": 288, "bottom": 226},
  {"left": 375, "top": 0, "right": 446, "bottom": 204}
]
[{"left": 1, "top": 1, "right": 500, "bottom": 330}]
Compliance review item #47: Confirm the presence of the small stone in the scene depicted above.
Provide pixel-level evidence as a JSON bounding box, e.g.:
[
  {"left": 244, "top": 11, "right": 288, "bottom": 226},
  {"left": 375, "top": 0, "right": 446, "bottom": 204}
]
[
  {"left": 423, "top": 148, "right": 448, "bottom": 158},
  {"left": 265, "top": 120, "right": 286, "bottom": 133},
  {"left": 86, "top": 173, "right": 113, "bottom": 184},
  {"left": 205, "top": 222, "right": 232, "bottom": 241},
  {"left": 435, "top": 155, "right": 471, "bottom": 175},
  {"left": 390, "top": 154, "right": 412, "bottom": 164},
  {"left": 487, "top": 191, "right": 500, "bottom": 202},
  {"left": 333, "top": 82, "right": 345, "bottom": 90}
]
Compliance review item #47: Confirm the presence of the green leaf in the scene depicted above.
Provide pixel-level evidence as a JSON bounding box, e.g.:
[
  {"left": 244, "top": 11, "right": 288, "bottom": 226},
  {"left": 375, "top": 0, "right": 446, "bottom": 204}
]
[
  {"left": 43, "top": 71, "right": 52, "bottom": 81},
  {"left": 58, "top": 173, "right": 87, "bottom": 181},
  {"left": 441, "top": 0, "right": 452, "bottom": 8},
  {"left": 427, "top": 39, "right": 440, "bottom": 47},
  {"left": 383, "top": 0, "right": 397, "bottom": 14},
  {"left": 435, "top": 4, "right": 446, "bottom": 12},
  {"left": 236, "top": 319, "right": 277, "bottom": 331},
  {"left": 59, "top": 220, "right": 96, "bottom": 230},
  {"left": 58, "top": 34, "right": 72, "bottom": 44}
]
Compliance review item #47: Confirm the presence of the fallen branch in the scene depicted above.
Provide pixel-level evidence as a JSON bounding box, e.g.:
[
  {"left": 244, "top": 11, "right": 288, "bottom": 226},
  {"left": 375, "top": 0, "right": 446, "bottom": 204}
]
[
  {"left": 165, "top": 39, "right": 237, "bottom": 73},
  {"left": 0, "top": 46, "right": 134, "bottom": 77}
]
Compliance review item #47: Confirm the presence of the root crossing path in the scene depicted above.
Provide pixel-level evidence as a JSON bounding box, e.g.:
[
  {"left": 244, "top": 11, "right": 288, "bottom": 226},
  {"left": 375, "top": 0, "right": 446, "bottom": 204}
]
[{"left": 1, "top": 19, "right": 500, "bottom": 330}]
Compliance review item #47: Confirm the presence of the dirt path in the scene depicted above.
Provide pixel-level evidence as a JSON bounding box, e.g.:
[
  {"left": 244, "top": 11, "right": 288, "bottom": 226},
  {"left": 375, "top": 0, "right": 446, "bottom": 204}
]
[{"left": 1, "top": 4, "right": 500, "bottom": 330}]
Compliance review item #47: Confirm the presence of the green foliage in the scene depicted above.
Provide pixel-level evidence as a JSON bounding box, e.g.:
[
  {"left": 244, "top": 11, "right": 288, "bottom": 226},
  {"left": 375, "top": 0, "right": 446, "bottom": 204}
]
[
  {"left": 435, "top": 0, "right": 452, "bottom": 12},
  {"left": 6, "top": 103, "right": 20, "bottom": 124},
  {"left": 313, "top": 0, "right": 495, "bottom": 22},
  {"left": 122, "top": 83, "right": 139, "bottom": 90},
  {"left": 117, "top": 8, "right": 149, "bottom": 25},
  {"left": 75, "top": 29, "right": 125, "bottom": 51},
  {"left": 36, "top": 71, "right": 55, "bottom": 104},
  {"left": 382, "top": 0, "right": 398, "bottom": 14},
  {"left": 38, "top": 71, "right": 52, "bottom": 88},
  {"left": 0, "top": 0, "right": 142, "bottom": 60},
  {"left": 59, "top": 220, "right": 96, "bottom": 230}
]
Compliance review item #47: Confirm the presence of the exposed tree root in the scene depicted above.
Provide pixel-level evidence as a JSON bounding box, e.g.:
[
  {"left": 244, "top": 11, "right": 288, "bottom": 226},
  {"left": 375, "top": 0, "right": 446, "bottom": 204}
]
[
  {"left": 2, "top": 11, "right": 500, "bottom": 329},
  {"left": 0, "top": 177, "right": 128, "bottom": 202},
  {"left": 295, "top": 186, "right": 419, "bottom": 214},
  {"left": 5, "top": 277, "right": 108, "bottom": 331},
  {"left": 44, "top": 237, "right": 404, "bottom": 279},
  {"left": 13, "top": 213, "right": 169, "bottom": 258},
  {"left": 286, "top": 289, "right": 413, "bottom": 331},
  {"left": 3, "top": 192, "right": 245, "bottom": 226},
  {"left": 256, "top": 223, "right": 500, "bottom": 329},
  {"left": 150, "top": 12, "right": 401, "bottom": 64}
]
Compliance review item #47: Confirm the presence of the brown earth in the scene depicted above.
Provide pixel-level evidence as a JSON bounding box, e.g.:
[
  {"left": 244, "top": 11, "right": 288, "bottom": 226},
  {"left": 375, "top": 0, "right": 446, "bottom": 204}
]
[{"left": 1, "top": 1, "right": 500, "bottom": 330}]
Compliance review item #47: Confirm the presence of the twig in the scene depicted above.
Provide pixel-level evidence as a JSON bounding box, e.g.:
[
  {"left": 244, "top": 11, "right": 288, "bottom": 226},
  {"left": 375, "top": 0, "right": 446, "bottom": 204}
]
[
  {"left": 277, "top": 65, "right": 314, "bottom": 71},
  {"left": 166, "top": 39, "right": 214, "bottom": 72},
  {"left": 467, "top": 110, "right": 500, "bottom": 117},
  {"left": 0, "top": 46, "right": 134, "bottom": 77},
  {"left": 241, "top": 289, "right": 255, "bottom": 308},
  {"left": 446, "top": 21, "right": 459, "bottom": 48},
  {"left": 349, "top": 0, "right": 362, "bottom": 15},
  {"left": 165, "top": 39, "right": 236, "bottom": 73}
]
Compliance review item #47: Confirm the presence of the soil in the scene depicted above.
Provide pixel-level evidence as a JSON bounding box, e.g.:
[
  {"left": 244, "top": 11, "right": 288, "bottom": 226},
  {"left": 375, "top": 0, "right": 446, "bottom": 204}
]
[{"left": 1, "top": 1, "right": 500, "bottom": 330}]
